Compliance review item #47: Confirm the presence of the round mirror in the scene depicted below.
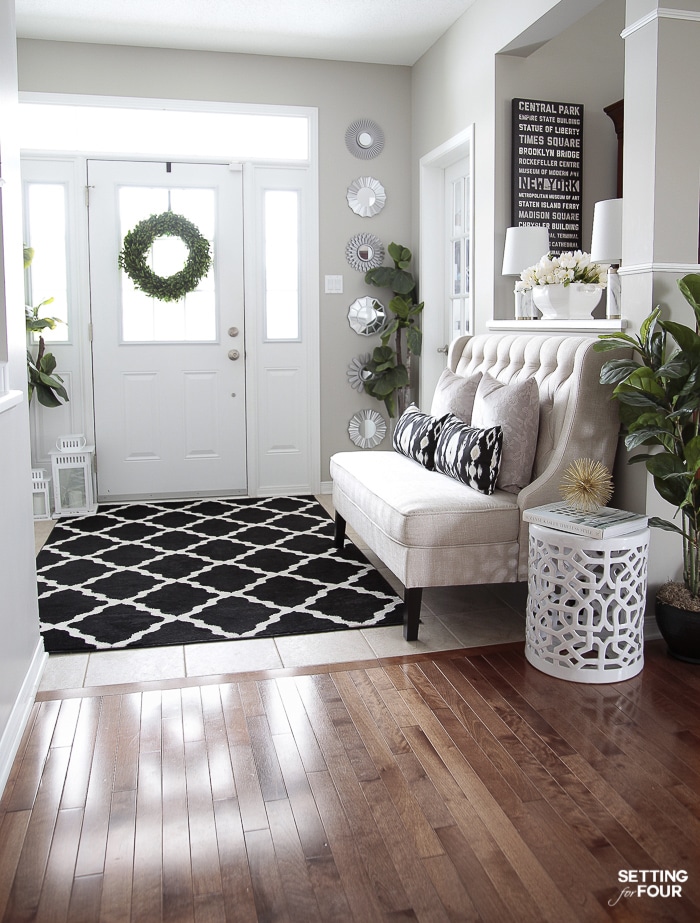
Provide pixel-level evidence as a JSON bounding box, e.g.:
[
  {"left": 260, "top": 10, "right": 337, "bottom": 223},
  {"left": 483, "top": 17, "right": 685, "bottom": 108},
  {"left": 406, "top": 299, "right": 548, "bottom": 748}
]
[
  {"left": 345, "top": 119, "right": 385, "bottom": 160},
  {"left": 347, "top": 297, "right": 386, "bottom": 336},
  {"left": 345, "top": 233, "right": 384, "bottom": 271},
  {"left": 346, "top": 177, "right": 386, "bottom": 218},
  {"left": 346, "top": 353, "right": 374, "bottom": 391},
  {"left": 348, "top": 409, "right": 387, "bottom": 448}
]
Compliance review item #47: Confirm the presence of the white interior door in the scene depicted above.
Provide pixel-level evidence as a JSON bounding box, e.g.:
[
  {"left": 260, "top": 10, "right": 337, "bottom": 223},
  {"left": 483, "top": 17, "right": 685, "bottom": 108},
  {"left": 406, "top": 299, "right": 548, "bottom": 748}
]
[{"left": 88, "top": 160, "right": 246, "bottom": 500}]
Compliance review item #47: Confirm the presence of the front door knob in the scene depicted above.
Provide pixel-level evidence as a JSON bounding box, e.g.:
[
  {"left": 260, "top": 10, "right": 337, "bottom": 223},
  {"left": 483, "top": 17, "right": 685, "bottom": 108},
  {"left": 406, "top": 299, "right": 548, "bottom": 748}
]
[
  {"left": 228, "top": 349, "right": 240, "bottom": 360},
  {"left": 228, "top": 326, "right": 239, "bottom": 337}
]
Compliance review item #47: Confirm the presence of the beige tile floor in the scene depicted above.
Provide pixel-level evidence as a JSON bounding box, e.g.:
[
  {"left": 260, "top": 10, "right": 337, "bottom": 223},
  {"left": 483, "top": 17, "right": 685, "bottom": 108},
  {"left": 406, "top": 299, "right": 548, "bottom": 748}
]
[{"left": 35, "top": 495, "right": 529, "bottom": 693}]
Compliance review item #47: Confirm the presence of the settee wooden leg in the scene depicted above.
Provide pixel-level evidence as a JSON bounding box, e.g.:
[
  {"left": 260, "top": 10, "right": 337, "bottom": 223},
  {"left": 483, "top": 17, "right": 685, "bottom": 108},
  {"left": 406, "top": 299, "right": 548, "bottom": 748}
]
[
  {"left": 403, "top": 588, "right": 422, "bottom": 641},
  {"left": 334, "top": 512, "right": 347, "bottom": 549}
]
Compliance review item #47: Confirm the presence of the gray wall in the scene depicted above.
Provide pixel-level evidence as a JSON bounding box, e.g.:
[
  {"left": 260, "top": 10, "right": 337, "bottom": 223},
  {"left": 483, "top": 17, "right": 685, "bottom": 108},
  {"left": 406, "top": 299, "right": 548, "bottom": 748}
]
[
  {"left": 17, "top": 40, "right": 413, "bottom": 482},
  {"left": 0, "top": 0, "right": 44, "bottom": 787},
  {"left": 411, "top": 0, "right": 622, "bottom": 330}
]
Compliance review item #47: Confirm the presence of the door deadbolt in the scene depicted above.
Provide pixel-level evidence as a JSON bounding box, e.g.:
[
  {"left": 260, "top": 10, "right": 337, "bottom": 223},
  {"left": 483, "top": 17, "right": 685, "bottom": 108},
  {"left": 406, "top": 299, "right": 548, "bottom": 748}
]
[
  {"left": 228, "top": 326, "right": 240, "bottom": 337},
  {"left": 228, "top": 349, "right": 240, "bottom": 360}
]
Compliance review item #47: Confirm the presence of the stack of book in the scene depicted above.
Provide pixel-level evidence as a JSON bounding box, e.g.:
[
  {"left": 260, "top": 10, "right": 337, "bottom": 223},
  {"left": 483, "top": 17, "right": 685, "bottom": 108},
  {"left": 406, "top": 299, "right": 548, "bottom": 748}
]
[{"left": 523, "top": 502, "right": 648, "bottom": 539}]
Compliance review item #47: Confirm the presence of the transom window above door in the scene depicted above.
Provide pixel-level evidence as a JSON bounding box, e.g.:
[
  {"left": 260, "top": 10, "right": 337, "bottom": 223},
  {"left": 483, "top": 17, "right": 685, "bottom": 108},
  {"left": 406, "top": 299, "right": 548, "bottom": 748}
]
[{"left": 19, "top": 95, "right": 310, "bottom": 162}]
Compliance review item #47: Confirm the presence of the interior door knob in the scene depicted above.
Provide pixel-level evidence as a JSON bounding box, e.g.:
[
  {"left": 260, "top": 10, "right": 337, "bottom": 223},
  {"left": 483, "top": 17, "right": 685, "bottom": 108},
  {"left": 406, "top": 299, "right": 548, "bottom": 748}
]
[
  {"left": 228, "top": 349, "right": 240, "bottom": 360},
  {"left": 437, "top": 345, "right": 448, "bottom": 354}
]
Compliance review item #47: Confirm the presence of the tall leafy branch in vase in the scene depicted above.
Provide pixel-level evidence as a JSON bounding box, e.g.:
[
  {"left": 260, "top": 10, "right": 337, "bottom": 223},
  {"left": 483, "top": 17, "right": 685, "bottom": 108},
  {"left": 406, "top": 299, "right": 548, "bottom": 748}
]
[
  {"left": 24, "top": 245, "right": 69, "bottom": 408},
  {"left": 363, "top": 243, "right": 424, "bottom": 418}
]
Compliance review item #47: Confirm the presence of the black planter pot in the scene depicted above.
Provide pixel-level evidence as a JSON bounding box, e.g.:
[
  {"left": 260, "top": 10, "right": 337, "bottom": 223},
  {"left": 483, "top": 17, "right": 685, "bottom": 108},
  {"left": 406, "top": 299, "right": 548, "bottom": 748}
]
[{"left": 656, "top": 598, "right": 700, "bottom": 664}]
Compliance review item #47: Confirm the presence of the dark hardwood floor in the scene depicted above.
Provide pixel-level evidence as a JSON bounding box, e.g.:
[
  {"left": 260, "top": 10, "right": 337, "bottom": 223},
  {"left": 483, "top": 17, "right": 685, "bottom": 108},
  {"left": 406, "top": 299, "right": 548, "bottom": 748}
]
[{"left": 0, "top": 639, "right": 698, "bottom": 922}]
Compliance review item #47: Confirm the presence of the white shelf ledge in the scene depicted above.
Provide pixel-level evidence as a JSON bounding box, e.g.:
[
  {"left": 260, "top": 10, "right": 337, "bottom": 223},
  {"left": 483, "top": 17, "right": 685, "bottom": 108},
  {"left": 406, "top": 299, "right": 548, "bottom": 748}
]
[
  {"left": 488, "top": 318, "right": 628, "bottom": 335},
  {"left": 0, "top": 390, "right": 23, "bottom": 415}
]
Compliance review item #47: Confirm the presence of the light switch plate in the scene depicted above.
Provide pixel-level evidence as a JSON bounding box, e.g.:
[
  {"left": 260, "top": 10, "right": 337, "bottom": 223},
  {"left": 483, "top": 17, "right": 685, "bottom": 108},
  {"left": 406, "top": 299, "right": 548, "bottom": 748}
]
[{"left": 325, "top": 274, "right": 343, "bottom": 294}]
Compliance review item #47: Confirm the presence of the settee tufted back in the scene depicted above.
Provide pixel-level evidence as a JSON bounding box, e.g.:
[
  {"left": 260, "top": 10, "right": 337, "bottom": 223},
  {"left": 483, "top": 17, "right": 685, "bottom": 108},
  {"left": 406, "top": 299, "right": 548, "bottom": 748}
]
[{"left": 449, "top": 332, "right": 620, "bottom": 490}]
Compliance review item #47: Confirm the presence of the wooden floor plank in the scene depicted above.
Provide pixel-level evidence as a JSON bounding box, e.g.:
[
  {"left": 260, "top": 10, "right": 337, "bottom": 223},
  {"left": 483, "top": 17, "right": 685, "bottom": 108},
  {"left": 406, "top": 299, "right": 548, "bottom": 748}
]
[
  {"left": 0, "top": 641, "right": 698, "bottom": 922},
  {"left": 212, "top": 797, "right": 258, "bottom": 923},
  {"left": 266, "top": 798, "right": 323, "bottom": 922},
  {"left": 200, "top": 685, "right": 236, "bottom": 804},
  {"left": 34, "top": 806, "right": 83, "bottom": 923},
  {"left": 0, "top": 810, "right": 31, "bottom": 921},
  {"left": 276, "top": 676, "right": 328, "bottom": 773},
  {"left": 184, "top": 737, "right": 223, "bottom": 900},
  {"left": 245, "top": 827, "right": 291, "bottom": 922},
  {"left": 98, "top": 788, "right": 137, "bottom": 923},
  {"left": 73, "top": 695, "right": 122, "bottom": 879},
  {"left": 2, "top": 701, "right": 61, "bottom": 814},
  {"left": 272, "top": 731, "right": 332, "bottom": 861},
  {"left": 3, "top": 746, "right": 72, "bottom": 923},
  {"left": 161, "top": 705, "right": 195, "bottom": 923},
  {"left": 131, "top": 748, "right": 163, "bottom": 923},
  {"left": 59, "top": 696, "right": 101, "bottom": 811}
]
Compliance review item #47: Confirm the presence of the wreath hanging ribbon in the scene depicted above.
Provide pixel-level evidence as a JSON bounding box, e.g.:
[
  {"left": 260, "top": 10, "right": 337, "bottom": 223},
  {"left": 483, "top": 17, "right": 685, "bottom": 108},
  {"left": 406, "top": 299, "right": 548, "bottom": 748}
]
[{"left": 118, "top": 212, "right": 212, "bottom": 303}]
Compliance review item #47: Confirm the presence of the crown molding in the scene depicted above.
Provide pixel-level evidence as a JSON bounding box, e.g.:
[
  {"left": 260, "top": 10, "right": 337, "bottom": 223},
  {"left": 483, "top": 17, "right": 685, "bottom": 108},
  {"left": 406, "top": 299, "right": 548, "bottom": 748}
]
[
  {"left": 622, "top": 8, "right": 700, "bottom": 39},
  {"left": 619, "top": 262, "right": 700, "bottom": 275}
]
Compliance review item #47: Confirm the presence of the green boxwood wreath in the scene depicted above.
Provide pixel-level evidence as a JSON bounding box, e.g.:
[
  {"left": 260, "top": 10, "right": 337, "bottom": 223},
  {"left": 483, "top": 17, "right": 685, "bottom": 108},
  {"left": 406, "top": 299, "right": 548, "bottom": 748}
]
[{"left": 118, "top": 211, "right": 212, "bottom": 302}]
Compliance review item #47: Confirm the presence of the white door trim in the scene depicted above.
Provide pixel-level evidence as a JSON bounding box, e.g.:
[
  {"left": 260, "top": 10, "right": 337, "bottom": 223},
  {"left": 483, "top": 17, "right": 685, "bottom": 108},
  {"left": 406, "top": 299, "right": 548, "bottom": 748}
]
[{"left": 419, "top": 126, "right": 475, "bottom": 409}]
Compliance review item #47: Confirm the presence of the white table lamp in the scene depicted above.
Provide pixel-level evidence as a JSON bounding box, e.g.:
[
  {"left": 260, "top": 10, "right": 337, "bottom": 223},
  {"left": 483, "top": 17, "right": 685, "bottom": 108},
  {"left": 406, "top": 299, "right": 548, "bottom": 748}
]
[
  {"left": 590, "top": 198, "right": 623, "bottom": 319},
  {"left": 502, "top": 226, "right": 550, "bottom": 319}
]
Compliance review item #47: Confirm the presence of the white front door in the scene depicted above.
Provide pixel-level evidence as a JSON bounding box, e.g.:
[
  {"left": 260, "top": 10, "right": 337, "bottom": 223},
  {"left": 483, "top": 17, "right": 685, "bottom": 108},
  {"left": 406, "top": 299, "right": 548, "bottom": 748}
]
[{"left": 88, "top": 160, "right": 246, "bottom": 500}]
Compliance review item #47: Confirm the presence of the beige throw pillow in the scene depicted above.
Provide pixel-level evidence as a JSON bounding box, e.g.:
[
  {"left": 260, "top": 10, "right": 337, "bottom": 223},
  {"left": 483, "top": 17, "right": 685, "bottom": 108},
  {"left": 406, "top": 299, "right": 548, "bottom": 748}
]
[
  {"left": 430, "top": 369, "right": 482, "bottom": 422},
  {"left": 471, "top": 373, "right": 540, "bottom": 493}
]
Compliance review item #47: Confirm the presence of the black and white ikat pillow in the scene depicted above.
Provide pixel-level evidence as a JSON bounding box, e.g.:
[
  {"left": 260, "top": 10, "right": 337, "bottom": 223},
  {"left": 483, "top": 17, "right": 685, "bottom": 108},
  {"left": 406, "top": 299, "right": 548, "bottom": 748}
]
[
  {"left": 434, "top": 414, "right": 503, "bottom": 494},
  {"left": 393, "top": 404, "right": 447, "bottom": 470}
]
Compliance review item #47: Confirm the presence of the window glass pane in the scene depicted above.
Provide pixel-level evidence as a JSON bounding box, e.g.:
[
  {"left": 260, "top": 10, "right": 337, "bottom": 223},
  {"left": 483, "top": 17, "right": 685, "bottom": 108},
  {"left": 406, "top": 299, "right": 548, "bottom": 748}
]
[
  {"left": 20, "top": 103, "right": 309, "bottom": 161},
  {"left": 25, "top": 183, "right": 69, "bottom": 342},
  {"left": 451, "top": 299, "right": 463, "bottom": 339},
  {"left": 119, "top": 186, "right": 216, "bottom": 343},
  {"left": 452, "top": 240, "right": 462, "bottom": 295},
  {"left": 452, "top": 178, "right": 463, "bottom": 235},
  {"left": 264, "top": 190, "right": 300, "bottom": 340}
]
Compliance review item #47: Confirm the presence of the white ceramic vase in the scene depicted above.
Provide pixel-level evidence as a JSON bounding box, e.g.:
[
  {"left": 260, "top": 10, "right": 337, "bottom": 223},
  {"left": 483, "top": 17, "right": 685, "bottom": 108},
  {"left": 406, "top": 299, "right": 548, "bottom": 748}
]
[{"left": 531, "top": 282, "right": 604, "bottom": 320}]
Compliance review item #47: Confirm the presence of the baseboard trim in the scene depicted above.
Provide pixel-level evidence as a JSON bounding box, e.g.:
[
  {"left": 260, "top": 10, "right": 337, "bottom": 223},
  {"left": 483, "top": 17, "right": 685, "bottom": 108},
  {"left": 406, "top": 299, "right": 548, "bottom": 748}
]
[{"left": 0, "top": 640, "right": 47, "bottom": 798}]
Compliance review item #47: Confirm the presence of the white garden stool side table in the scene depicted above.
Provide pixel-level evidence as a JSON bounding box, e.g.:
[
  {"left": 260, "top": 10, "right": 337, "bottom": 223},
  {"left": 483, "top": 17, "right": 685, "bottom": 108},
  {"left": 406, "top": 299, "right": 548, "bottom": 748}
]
[{"left": 526, "top": 523, "right": 650, "bottom": 683}]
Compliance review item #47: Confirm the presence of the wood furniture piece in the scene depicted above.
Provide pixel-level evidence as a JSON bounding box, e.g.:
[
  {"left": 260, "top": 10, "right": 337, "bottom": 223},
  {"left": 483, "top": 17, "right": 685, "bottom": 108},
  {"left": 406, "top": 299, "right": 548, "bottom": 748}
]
[
  {"left": 526, "top": 523, "right": 649, "bottom": 683},
  {"left": 330, "top": 333, "right": 623, "bottom": 641}
]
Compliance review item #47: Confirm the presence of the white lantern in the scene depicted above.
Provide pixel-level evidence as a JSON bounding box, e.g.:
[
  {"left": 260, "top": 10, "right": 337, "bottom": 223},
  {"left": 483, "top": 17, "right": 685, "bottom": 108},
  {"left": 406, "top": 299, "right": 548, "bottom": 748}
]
[
  {"left": 31, "top": 468, "right": 52, "bottom": 520},
  {"left": 49, "top": 435, "right": 97, "bottom": 517}
]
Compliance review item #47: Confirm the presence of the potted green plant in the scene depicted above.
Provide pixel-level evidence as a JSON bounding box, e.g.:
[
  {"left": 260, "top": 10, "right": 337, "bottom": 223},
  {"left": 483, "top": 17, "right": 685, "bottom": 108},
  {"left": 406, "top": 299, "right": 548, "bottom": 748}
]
[
  {"left": 594, "top": 273, "right": 700, "bottom": 662},
  {"left": 24, "top": 246, "right": 69, "bottom": 408},
  {"left": 363, "top": 242, "right": 424, "bottom": 418}
]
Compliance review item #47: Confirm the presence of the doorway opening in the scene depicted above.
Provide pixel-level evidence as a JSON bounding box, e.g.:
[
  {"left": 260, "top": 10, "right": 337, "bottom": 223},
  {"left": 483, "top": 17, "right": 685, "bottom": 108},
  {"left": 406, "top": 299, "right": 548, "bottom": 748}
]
[{"left": 21, "top": 95, "right": 320, "bottom": 500}]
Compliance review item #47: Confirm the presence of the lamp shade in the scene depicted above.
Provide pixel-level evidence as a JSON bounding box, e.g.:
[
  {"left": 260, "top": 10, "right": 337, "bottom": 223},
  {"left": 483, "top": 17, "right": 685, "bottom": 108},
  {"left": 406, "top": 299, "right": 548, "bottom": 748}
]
[
  {"left": 502, "top": 226, "right": 550, "bottom": 276},
  {"left": 590, "top": 198, "right": 622, "bottom": 264}
]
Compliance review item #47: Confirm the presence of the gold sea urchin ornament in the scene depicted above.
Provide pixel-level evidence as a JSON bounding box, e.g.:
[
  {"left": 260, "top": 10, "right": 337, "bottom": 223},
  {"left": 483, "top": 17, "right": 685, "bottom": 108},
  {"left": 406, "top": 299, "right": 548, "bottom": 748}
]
[{"left": 560, "top": 458, "right": 613, "bottom": 511}]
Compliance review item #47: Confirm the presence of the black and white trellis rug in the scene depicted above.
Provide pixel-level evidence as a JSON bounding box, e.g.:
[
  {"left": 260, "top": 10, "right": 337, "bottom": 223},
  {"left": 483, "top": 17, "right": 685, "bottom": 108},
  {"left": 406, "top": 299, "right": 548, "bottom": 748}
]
[{"left": 37, "top": 496, "right": 403, "bottom": 653}]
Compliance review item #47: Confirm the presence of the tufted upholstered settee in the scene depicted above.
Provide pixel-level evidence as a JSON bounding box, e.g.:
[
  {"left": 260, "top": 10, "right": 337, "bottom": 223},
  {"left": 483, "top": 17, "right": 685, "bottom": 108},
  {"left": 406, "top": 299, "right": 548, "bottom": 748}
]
[{"left": 330, "top": 333, "right": 622, "bottom": 640}]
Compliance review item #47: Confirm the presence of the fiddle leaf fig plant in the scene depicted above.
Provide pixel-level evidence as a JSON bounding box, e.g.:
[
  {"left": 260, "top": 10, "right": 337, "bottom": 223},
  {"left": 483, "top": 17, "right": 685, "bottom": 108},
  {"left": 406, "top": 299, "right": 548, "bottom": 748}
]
[
  {"left": 24, "top": 247, "right": 69, "bottom": 408},
  {"left": 594, "top": 273, "right": 700, "bottom": 604},
  {"left": 363, "top": 243, "right": 423, "bottom": 418}
]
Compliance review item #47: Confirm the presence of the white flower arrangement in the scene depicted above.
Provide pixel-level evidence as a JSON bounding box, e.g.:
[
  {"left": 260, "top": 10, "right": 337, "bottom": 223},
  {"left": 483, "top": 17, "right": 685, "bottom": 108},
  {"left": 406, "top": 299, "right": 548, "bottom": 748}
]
[{"left": 516, "top": 251, "right": 606, "bottom": 292}]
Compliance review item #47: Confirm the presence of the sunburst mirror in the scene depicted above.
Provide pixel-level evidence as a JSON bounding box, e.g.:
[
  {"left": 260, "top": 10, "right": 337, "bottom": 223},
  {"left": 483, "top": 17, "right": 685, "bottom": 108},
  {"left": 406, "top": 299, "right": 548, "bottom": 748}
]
[
  {"left": 345, "top": 233, "right": 384, "bottom": 271},
  {"left": 345, "top": 119, "right": 385, "bottom": 159},
  {"left": 348, "top": 409, "right": 387, "bottom": 449},
  {"left": 346, "top": 354, "right": 374, "bottom": 392},
  {"left": 346, "top": 177, "right": 386, "bottom": 218}
]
